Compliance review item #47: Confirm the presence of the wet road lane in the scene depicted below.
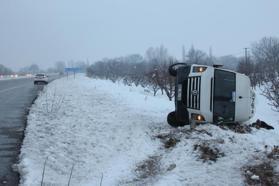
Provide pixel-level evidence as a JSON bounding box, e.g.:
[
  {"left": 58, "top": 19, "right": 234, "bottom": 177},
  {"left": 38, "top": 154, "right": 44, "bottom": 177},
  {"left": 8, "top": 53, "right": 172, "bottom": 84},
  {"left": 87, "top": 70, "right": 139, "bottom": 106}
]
[
  {"left": 0, "top": 78, "right": 36, "bottom": 186},
  {"left": 0, "top": 76, "right": 61, "bottom": 186}
]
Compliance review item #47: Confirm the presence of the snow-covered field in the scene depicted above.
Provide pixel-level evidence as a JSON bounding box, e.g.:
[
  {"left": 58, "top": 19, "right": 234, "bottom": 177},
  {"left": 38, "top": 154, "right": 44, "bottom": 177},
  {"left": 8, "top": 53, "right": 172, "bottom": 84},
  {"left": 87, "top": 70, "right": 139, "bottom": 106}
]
[{"left": 18, "top": 74, "right": 279, "bottom": 186}]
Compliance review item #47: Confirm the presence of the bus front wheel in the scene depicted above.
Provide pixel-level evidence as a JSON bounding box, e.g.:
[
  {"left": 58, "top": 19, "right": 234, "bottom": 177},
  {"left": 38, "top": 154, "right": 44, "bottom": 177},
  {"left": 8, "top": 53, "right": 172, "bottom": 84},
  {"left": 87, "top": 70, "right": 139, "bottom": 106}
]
[{"left": 167, "top": 111, "right": 187, "bottom": 127}]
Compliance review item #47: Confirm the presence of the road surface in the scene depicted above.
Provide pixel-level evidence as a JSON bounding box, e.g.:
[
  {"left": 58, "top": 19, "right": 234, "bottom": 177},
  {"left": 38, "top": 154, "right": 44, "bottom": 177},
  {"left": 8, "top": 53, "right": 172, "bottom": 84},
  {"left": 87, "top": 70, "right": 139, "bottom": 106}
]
[{"left": 0, "top": 77, "right": 57, "bottom": 186}]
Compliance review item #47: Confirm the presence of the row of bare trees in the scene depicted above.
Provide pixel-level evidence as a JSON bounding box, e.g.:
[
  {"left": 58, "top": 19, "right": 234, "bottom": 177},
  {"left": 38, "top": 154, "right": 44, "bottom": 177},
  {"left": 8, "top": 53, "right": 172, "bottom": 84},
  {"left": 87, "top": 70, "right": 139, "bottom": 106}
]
[
  {"left": 87, "top": 46, "right": 177, "bottom": 100},
  {"left": 237, "top": 37, "right": 279, "bottom": 111}
]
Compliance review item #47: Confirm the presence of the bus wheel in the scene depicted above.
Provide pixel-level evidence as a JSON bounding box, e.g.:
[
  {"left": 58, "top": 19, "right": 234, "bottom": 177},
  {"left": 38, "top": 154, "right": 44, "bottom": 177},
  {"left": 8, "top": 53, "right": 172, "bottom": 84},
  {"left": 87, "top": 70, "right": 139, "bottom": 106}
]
[
  {"left": 168, "top": 66, "right": 177, "bottom": 77},
  {"left": 167, "top": 111, "right": 186, "bottom": 127}
]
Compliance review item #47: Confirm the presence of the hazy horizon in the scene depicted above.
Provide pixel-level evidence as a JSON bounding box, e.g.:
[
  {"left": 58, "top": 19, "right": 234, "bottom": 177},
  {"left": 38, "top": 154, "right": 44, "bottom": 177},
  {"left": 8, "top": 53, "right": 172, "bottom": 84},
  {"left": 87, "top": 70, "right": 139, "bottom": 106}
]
[{"left": 1, "top": 0, "right": 279, "bottom": 71}]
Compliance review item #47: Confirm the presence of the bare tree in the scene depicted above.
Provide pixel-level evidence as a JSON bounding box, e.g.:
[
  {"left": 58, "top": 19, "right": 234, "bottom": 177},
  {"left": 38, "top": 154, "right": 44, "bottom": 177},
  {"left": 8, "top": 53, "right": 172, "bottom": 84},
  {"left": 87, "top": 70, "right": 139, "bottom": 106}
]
[
  {"left": 261, "top": 77, "right": 279, "bottom": 112},
  {"left": 155, "top": 59, "right": 176, "bottom": 101},
  {"left": 252, "top": 37, "right": 279, "bottom": 78},
  {"left": 187, "top": 46, "right": 208, "bottom": 65},
  {"left": 252, "top": 37, "right": 279, "bottom": 111},
  {"left": 55, "top": 61, "right": 66, "bottom": 74},
  {"left": 237, "top": 58, "right": 256, "bottom": 87}
]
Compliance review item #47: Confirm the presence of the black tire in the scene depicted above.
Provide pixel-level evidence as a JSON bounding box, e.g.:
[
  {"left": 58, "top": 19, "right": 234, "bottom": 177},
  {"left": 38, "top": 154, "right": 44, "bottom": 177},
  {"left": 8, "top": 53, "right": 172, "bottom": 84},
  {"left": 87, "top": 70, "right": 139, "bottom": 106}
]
[
  {"left": 167, "top": 111, "right": 187, "bottom": 127},
  {"left": 168, "top": 63, "right": 189, "bottom": 77},
  {"left": 168, "top": 65, "right": 177, "bottom": 77}
]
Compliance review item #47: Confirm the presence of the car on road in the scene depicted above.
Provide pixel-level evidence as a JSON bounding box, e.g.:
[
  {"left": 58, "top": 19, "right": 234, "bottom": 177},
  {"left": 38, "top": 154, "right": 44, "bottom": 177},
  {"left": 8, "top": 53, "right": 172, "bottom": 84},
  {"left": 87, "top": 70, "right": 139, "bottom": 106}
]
[{"left": 34, "top": 74, "right": 48, "bottom": 85}]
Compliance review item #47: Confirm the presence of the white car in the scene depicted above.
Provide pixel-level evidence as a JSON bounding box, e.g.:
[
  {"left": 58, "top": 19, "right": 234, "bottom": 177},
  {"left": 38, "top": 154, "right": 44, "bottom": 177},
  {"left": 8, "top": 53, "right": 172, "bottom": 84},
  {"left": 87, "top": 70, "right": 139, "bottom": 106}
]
[
  {"left": 167, "top": 64, "right": 255, "bottom": 127},
  {"left": 34, "top": 74, "right": 49, "bottom": 85}
]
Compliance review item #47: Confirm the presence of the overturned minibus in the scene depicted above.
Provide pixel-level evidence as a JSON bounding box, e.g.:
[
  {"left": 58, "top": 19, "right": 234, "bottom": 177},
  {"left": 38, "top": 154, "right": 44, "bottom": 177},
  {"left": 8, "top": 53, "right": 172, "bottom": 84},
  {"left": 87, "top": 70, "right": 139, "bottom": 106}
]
[{"left": 167, "top": 63, "right": 255, "bottom": 127}]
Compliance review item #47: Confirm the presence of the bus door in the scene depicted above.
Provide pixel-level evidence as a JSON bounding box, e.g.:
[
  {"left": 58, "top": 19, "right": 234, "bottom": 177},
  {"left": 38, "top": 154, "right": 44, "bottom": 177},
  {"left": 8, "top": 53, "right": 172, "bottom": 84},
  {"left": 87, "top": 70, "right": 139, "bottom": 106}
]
[{"left": 213, "top": 69, "right": 236, "bottom": 123}]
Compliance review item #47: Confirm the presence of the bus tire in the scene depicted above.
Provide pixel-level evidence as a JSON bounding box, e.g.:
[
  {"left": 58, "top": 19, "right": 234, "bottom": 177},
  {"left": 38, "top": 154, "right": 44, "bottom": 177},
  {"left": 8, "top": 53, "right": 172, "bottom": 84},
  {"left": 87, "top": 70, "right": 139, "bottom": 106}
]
[
  {"left": 167, "top": 111, "right": 186, "bottom": 127},
  {"left": 168, "top": 66, "right": 177, "bottom": 77}
]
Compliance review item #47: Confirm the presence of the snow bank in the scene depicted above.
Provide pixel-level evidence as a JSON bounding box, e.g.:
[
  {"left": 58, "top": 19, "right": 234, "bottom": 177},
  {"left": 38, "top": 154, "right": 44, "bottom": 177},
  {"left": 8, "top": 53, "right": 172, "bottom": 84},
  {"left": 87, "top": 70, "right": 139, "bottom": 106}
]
[{"left": 19, "top": 74, "right": 279, "bottom": 186}]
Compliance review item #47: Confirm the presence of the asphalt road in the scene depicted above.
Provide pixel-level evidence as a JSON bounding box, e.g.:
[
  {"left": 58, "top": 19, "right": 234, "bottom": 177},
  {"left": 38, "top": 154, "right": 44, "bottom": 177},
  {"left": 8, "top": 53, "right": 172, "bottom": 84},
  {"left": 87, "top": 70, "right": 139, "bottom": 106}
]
[{"left": 0, "top": 77, "right": 57, "bottom": 186}]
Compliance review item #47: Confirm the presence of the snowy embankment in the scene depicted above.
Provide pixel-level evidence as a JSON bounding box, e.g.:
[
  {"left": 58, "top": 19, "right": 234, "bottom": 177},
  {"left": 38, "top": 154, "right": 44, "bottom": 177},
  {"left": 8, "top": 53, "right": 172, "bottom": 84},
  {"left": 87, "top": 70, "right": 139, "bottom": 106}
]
[{"left": 19, "top": 74, "right": 279, "bottom": 186}]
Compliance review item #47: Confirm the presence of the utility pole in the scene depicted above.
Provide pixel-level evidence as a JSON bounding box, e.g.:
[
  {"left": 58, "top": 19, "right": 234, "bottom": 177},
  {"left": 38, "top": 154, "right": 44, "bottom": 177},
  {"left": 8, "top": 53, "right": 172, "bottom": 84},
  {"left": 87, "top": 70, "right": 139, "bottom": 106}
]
[
  {"left": 244, "top": 48, "right": 249, "bottom": 63},
  {"left": 209, "top": 46, "right": 213, "bottom": 64},
  {"left": 182, "top": 45, "right": 186, "bottom": 63}
]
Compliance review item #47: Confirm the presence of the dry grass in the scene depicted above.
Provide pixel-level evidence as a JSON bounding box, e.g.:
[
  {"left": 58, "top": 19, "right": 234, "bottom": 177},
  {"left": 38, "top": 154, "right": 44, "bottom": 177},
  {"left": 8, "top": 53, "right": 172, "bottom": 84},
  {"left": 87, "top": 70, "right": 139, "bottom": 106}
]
[
  {"left": 155, "top": 132, "right": 181, "bottom": 149},
  {"left": 243, "top": 146, "right": 279, "bottom": 186},
  {"left": 193, "top": 143, "right": 224, "bottom": 162},
  {"left": 243, "top": 162, "right": 278, "bottom": 186},
  {"left": 218, "top": 123, "right": 252, "bottom": 134},
  {"left": 135, "top": 156, "right": 161, "bottom": 179},
  {"left": 267, "top": 146, "right": 279, "bottom": 160}
]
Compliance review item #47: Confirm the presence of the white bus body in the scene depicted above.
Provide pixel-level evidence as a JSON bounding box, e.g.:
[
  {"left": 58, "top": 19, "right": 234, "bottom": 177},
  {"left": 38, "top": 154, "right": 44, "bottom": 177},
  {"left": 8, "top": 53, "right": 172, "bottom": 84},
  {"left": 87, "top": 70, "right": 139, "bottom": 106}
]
[{"left": 167, "top": 64, "right": 255, "bottom": 126}]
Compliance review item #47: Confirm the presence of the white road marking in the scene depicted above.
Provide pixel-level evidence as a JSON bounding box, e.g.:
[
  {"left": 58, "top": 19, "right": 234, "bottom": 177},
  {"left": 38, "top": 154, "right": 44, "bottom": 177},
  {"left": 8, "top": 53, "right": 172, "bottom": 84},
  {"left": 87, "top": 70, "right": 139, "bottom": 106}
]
[{"left": 0, "top": 85, "right": 27, "bottom": 94}]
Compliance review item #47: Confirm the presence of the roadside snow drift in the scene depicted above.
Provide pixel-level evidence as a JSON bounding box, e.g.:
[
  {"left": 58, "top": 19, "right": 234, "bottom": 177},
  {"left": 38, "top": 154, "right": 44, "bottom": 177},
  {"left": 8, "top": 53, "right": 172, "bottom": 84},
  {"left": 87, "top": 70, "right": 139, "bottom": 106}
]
[{"left": 19, "top": 74, "right": 279, "bottom": 186}]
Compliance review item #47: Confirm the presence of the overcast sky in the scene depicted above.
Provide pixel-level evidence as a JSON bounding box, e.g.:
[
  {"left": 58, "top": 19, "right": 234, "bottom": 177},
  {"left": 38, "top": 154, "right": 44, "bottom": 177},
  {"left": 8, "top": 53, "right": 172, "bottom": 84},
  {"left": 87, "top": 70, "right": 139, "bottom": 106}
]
[{"left": 0, "top": 0, "right": 279, "bottom": 70}]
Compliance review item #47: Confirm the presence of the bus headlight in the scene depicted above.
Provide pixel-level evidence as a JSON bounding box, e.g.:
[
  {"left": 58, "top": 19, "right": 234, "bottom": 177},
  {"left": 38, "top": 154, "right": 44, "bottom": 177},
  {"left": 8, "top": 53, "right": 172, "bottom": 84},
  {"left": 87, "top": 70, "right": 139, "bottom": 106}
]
[
  {"left": 193, "top": 66, "right": 207, "bottom": 73},
  {"left": 191, "top": 113, "right": 205, "bottom": 122}
]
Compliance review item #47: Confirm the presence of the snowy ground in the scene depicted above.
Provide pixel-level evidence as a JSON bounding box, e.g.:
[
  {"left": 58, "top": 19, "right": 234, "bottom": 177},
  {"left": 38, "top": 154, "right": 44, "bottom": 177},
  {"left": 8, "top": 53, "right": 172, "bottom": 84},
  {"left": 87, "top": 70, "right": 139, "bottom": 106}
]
[{"left": 18, "top": 74, "right": 279, "bottom": 186}]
